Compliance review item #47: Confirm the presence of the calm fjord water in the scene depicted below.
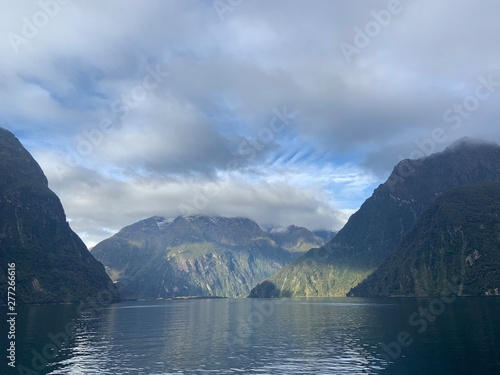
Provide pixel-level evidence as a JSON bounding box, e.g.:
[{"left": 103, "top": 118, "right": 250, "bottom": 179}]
[{"left": 2, "top": 298, "right": 500, "bottom": 374}]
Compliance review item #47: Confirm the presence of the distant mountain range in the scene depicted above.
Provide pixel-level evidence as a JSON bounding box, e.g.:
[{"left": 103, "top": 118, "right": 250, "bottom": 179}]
[
  {"left": 91, "top": 216, "right": 334, "bottom": 299},
  {"left": 0, "top": 127, "right": 119, "bottom": 304},
  {"left": 4, "top": 124, "right": 499, "bottom": 303},
  {"left": 266, "top": 225, "right": 336, "bottom": 258},
  {"left": 250, "top": 138, "right": 500, "bottom": 298}
]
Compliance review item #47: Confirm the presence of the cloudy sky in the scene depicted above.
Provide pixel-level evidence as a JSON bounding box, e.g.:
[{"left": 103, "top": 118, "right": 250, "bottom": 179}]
[{"left": 1, "top": 0, "right": 499, "bottom": 247}]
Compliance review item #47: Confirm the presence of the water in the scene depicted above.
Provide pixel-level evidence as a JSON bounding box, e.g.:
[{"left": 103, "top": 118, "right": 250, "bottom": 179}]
[{"left": 2, "top": 297, "right": 500, "bottom": 374}]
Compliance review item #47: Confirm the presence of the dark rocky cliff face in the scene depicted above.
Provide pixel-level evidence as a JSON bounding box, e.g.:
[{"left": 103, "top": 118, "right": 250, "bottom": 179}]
[
  {"left": 348, "top": 183, "right": 500, "bottom": 297},
  {"left": 0, "top": 127, "right": 120, "bottom": 304},
  {"left": 250, "top": 139, "right": 500, "bottom": 298}
]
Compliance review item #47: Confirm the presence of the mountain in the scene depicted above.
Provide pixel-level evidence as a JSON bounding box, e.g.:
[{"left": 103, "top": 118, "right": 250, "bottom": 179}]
[
  {"left": 312, "top": 229, "right": 338, "bottom": 244},
  {"left": 0, "top": 127, "right": 120, "bottom": 304},
  {"left": 90, "top": 215, "right": 294, "bottom": 299},
  {"left": 267, "top": 225, "right": 336, "bottom": 258},
  {"left": 348, "top": 183, "right": 500, "bottom": 297},
  {"left": 250, "top": 139, "right": 500, "bottom": 298}
]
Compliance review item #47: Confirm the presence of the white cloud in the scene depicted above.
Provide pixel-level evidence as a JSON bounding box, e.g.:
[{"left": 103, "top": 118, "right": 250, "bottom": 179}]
[
  {"left": 35, "top": 149, "right": 356, "bottom": 247},
  {"left": 2, "top": 0, "right": 500, "bottom": 245}
]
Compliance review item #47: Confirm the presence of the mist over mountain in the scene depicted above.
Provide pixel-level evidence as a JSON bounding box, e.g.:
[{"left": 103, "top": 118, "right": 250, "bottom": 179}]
[
  {"left": 250, "top": 138, "right": 500, "bottom": 298},
  {"left": 0, "top": 127, "right": 119, "bottom": 304}
]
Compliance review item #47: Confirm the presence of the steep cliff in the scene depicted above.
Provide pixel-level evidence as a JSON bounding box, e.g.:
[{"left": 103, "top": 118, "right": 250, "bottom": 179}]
[
  {"left": 250, "top": 139, "right": 500, "bottom": 297},
  {"left": 348, "top": 183, "right": 500, "bottom": 297},
  {"left": 0, "top": 127, "right": 119, "bottom": 304}
]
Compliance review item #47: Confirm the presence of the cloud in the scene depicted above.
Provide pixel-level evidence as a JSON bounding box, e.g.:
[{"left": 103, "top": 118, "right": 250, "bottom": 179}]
[
  {"left": 35, "top": 150, "right": 356, "bottom": 247},
  {"left": 1, "top": 0, "right": 500, "bottom": 245}
]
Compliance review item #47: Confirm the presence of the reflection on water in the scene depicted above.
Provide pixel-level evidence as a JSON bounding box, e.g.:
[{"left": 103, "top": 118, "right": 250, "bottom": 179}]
[{"left": 2, "top": 298, "right": 500, "bottom": 374}]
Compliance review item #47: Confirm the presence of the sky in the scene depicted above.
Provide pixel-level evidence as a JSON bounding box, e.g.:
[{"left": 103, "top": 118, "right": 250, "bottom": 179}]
[{"left": 1, "top": 0, "right": 499, "bottom": 247}]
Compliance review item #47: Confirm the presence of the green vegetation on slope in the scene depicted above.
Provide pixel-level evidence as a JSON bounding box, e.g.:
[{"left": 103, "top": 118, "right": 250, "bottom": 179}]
[
  {"left": 250, "top": 140, "right": 500, "bottom": 298},
  {"left": 91, "top": 216, "right": 294, "bottom": 299},
  {"left": 348, "top": 183, "right": 500, "bottom": 297}
]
